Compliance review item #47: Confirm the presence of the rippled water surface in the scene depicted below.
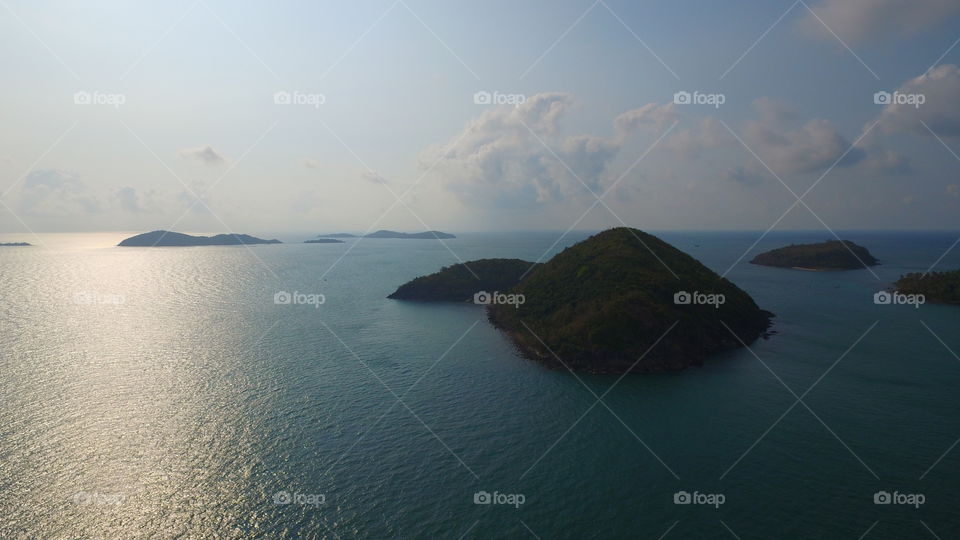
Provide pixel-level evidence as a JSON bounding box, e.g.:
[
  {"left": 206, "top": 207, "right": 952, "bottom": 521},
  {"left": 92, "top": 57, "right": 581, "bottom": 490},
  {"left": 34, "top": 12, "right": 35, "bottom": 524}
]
[{"left": 2, "top": 231, "right": 960, "bottom": 538}]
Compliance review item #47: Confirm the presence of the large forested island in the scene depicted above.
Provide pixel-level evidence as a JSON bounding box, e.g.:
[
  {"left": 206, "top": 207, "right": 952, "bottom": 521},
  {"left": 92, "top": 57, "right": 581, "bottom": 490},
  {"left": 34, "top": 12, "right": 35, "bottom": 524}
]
[
  {"left": 0, "top": 242, "right": 31, "bottom": 247},
  {"left": 390, "top": 228, "right": 773, "bottom": 373},
  {"left": 118, "top": 231, "right": 281, "bottom": 247},
  {"left": 388, "top": 259, "right": 537, "bottom": 301},
  {"left": 896, "top": 270, "right": 960, "bottom": 304},
  {"left": 750, "top": 240, "right": 878, "bottom": 270}
]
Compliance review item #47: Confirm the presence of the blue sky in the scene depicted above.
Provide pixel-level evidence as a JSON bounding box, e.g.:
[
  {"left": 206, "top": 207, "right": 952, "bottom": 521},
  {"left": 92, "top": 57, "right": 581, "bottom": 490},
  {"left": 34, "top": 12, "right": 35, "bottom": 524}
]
[{"left": 1, "top": 0, "right": 958, "bottom": 234}]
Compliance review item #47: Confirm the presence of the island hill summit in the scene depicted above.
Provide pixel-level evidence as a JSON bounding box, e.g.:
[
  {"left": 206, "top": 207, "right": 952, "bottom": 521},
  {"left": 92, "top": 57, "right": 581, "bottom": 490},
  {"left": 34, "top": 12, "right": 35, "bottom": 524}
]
[{"left": 389, "top": 228, "right": 773, "bottom": 373}]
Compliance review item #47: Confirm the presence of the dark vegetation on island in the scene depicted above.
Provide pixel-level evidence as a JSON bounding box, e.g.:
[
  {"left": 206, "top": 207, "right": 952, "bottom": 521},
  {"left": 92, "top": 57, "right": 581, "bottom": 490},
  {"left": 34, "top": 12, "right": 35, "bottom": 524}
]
[
  {"left": 118, "top": 231, "right": 281, "bottom": 247},
  {"left": 0, "top": 242, "right": 31, "bottom": 246},
  {"left": 305, "top": 239, "right": 345, "bottom": 244},
  {"left": 896, "top": 270, "right": 960, "bottom": 304},
  {"left": 319, "top": 230, "right": 455, "bottom": 240},
  {"left": 750, "top": 240, "right": 878, "bottom": 270},
  {"left": 389, "top": 228, "right": 773, "bottom": 373},
  {"left": 388, "top": 259, "right": 538, "bottom": 301}
]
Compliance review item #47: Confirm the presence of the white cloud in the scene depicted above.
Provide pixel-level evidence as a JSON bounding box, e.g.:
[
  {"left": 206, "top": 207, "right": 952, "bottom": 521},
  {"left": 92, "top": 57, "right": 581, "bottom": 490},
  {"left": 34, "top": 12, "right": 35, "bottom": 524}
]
[
  {"left": 876, "top": 64, "right": 960, "bottom": 139},
  {"left": 18, "top": 169, "right": 102, "bottom": 215},
  {"left": 799, "top": 0, "right": 960, "bottom": 44},
  {"left": 613, "top": 102, "right": 679, "bottom": 135},
  {"left": 114, "top": 186, "right": 162, "bottom": 213},
  {"left": 177, "top": 145, "right": 226, "bottom": 165},
  {"left": 664, "top": 99, "right": 866, "bottom": 178},
  {"left": 421, "top": 93, "right": 664, "bottom": 208}
]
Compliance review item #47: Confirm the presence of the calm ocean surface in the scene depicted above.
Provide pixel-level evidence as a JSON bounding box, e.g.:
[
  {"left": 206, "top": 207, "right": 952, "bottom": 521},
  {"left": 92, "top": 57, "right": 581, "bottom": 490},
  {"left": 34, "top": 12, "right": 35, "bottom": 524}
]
[{"left": 2, "top": 230, "right": 959, "bottom": 539}]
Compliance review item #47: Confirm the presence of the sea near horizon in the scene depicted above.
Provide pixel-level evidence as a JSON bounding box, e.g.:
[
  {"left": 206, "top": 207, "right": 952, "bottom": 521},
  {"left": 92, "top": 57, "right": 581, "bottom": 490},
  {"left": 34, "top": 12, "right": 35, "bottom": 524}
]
[{"left": 2, "top": 230, "right": 960, "bottom": 538}]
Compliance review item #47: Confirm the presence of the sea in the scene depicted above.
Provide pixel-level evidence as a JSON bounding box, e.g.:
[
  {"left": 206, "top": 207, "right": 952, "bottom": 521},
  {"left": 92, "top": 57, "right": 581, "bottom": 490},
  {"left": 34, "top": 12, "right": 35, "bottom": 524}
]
[{"left": 1, "top": 230, "right": 959, "bottom": 539}]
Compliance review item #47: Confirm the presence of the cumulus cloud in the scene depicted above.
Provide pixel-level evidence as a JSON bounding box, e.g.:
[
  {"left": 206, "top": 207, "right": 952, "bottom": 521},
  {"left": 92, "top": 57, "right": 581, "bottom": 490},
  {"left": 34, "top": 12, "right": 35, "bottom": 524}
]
[
  {"left": 114, "top": 186, "right": 162, "bottom": 213},
  {"left": 875, "top": 65, "right": 960, "bottom": 139},
  {"left": 421, "top": 93, "right": 665, "bottom": 208},
  {"left": 798, "top": 0, "right": 960, "bottom": 44},
  {"left": 18, "top": 169, "right": 102, "bottom": 215},
  {"left": 613, "top": 102, "right": 679, "bottom": 135},
  {"left": 178, "top": 145, "right": 226, "bottom": 165},
  {"left": 665, "top": 99, "right": 866, "bottom": 178},
  {"left": 743, "top": 117, "right": 865, "bottom": 174}
]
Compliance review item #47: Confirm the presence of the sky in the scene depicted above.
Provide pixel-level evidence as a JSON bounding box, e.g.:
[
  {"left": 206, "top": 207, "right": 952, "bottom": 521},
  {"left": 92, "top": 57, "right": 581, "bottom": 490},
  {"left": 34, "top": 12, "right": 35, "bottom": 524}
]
[{"left": 1, "top": 0, "right": 959, "bottom": 235}]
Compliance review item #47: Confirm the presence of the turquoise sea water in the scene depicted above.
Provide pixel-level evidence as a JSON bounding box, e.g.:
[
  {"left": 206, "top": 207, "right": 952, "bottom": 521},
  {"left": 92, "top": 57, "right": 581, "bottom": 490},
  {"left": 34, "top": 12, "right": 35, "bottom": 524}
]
[{"left": 2, "top": 231, "right": 960, "bottom": 539}]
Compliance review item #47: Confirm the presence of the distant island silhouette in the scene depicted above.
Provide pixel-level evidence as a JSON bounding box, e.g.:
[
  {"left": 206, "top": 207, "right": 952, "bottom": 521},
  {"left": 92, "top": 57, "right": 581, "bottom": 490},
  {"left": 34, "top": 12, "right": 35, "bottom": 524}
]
[
  {"left": 318, "top": 230, "right": 455, "bottom": 240},
  {"left": 0, "top": 242, "right": 31, "bottom": 247},
  {"left": 305, "top": 238, "right": 345, "bottom": 244},
  {"left": 390, "top": 228, "right": 773, "bottom": 373},
  {"left": 896, "top": 270, "right": 960, "bottom": 304},
  {"left": 118, "top": 231, "right": 281, "bottom": 247},
  {"left": 750, "top": 240, "right": 878, "bottom": 270}
]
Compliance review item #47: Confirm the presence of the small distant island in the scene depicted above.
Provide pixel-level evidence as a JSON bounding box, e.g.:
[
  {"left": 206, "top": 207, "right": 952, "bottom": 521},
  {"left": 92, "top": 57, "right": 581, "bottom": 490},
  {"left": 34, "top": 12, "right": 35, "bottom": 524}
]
[
  {"left": 0, "top": 242, "right": 31, "bottom": 247},
  {"left": 750, "top": 240, "right": 878, "bottom": 270},
  {"left": 118, "top": 231, "right": 282, "bottom": 247},
  {"left": 896, "top": 270, "right": 960, "bottom": 304},
  {"left": 390, "top": 228, "right": 773, "bottom": 373},
  {"left": 320, "top": 230, "right": 455, "bottom": 240},
  {"left": 388, "top": 259, "right": 537, "bottom": 301},
  {"left": 305, "top": 239, "right": 345, "bottom": 244}
]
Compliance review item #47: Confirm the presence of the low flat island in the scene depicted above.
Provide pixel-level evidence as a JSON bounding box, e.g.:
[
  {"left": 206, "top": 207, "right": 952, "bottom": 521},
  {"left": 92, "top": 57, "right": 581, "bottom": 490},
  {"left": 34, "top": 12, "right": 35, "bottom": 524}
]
[{"left": 750, "top": 240, "right": 878, "bottom": 270}]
